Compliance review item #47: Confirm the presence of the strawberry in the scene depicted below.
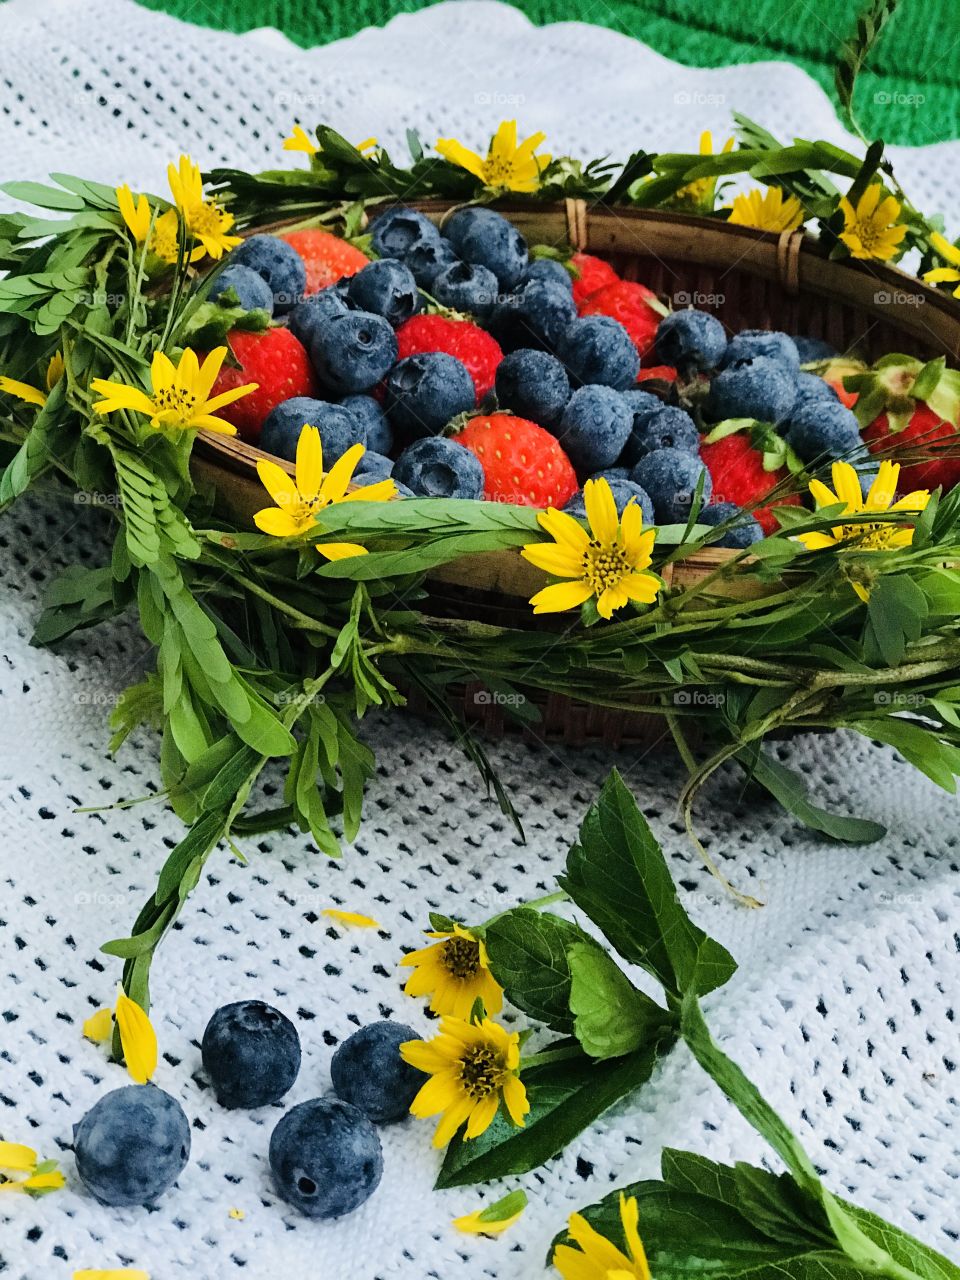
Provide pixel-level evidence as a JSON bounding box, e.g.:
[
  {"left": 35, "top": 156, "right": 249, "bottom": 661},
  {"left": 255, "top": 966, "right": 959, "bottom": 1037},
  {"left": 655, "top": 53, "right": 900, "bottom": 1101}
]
[
  {"left": 280, "top": 228, "right": 369, "bottom": 295},
  {"left": 571, "top": 252, "right": 619, "bottom": 307},
  {"left": 579, "top": 280, "right": 661, "bottom": 359},
  {"left": 396, "top": 313, "right": 503, "bottom": 403},
  {"left": 847, "top": 355, "right": 960, "bottom": 491},
  {"left": 699, "top": 422, "right": 802, "bottom": 534},
  {"left": 208, "top": 327, "right": 317, "bottom": 441},
  {"left": 456, "top": 412, "right": 578, "bottom": 508},
  {"left": 636, "top": 365, "right": 677, "bottom": 384}
]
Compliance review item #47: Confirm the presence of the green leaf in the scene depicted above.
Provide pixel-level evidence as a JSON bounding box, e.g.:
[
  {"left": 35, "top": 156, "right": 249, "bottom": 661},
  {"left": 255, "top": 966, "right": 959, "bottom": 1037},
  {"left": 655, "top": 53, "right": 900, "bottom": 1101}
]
[
  {"left": 743, "top": 750, "right": 886, "bottom": 844},
  {"left": 848, "top": 717, "right": 960, "bottom": 792},
  {"left": 834, "top": 0, "right": 904, "bottom": 135},
  {"left": 436, "top": 1034, "right": 671, "bottom": 1188},
  {"left": 568, "top": 941, "right": 671, "bottom": 1059},
  {"left": 484, "top": 909, "right": 594, "bottom": 1033},
  {"left": 557, "top": 770, "right": 737, "bottom": 999},
  {"left": 865, "top": 575, "right": 928, "bottom": 667}
]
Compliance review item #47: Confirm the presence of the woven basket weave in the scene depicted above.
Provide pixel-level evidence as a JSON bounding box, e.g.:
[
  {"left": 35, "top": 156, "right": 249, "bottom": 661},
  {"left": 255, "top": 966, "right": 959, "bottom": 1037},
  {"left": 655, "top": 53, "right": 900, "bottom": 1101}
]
[{"left": 193, "top": 200, "right": 960, "bottom": 745}]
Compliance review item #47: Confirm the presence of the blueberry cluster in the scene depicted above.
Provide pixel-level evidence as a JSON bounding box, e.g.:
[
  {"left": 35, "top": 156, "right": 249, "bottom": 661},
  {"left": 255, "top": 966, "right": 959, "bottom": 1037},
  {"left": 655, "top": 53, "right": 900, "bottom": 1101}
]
[{"left": 72, "top": 1001, "right": 422, "bottom": 1221}]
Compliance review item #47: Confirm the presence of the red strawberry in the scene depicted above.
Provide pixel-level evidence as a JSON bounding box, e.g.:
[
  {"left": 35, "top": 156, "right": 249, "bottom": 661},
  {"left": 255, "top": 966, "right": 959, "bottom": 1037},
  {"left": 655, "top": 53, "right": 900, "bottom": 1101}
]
[
  {"left": 579, "top": 280, "right": 661, "bottom": 359},
  {"left": 281, "top": 228, "right": 369, "bottom": 295},
  {"left": 571, "top": 252, "right": 619, "bottom": 307},
  {"left": 699, "top": 424, "right": 801, "bottom": 534},
  {"left": 847, "top": 356, "right": 960, "bottom": 491},
  {"left": 456, "top": 412, "right": 578, "bottom": 508},
  {"left": 636, "top": 365, "right": 677, "bottom": 384},
  {"left": 396, "top": 313, "right": 502, "bottom": 403},
  {"left": 209, "top": 328, "right": 317, "bottom": 441}
]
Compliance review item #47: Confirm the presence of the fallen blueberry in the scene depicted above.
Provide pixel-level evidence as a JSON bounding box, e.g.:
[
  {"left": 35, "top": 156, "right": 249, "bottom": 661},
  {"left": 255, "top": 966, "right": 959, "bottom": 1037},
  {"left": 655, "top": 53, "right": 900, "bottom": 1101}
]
[
  {"left": 331, "top": 1021, "right": 423, "bottom": 1124},
  {"left": 201, "top": 999, "right": 301, "bottom": 1109},
  {"left": 269, "top": 1097, "right": 383, "bottom": 1219},
  {"left": 73, "top": 1085, "right": 190, "bottom": 1207}
]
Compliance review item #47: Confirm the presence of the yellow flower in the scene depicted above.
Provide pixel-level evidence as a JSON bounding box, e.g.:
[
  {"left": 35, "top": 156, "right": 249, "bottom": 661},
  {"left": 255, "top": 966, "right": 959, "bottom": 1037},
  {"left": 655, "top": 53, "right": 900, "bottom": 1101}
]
[
  {"left": 795, "top": 459, "right": 930, "bottom": 601},
  {"left": 553, "top": 1193, "right": 651, "bottom": 1280},
  {"left": 83, "top": 1008, "right": 114, "bottom": 1043},
  {"left": 114, "top": 987, "right": 158, "bottom": 1084},
  {"left": 283, "top": 124, "right": 319, "bottom": 155},
  {"left": 401, "top": 1016, "right": 529, "bottom": 1147},
  {"left": 167, "top": 155, "right": 241, "bottom": 260},
  {"left": 728, "top": 186, "right": 804, "bottom": 233},
  {"left": 74, "top": 1271, "right": 150, "bottom": 1279},
  {"left": 675, "top": 130, "right": 735, "bottom": 208},
  {"left": 401, "top": 923, "right": 503, "bottom": 1020},
  {"left": 116, "top": 184, "right": 201, "bottom": 267},
  {"left": 254, "top": 424, "right": 396, "bottom": 559},
  {"left": 521, "top": 478, "right": 661, "bottom": 620},
  {"left": 92, "top": 346, "right": 255, "bottom": 435},
  {"left": 436, "top": 120, "right": 551, "bottom": 193},
  {"left": 838, "top": 184, "right": 906, "bottom": 261},
  {"left": 922, "top": 230, "right": 960, "bottom": 298},
  {"left": 321, "top": 908, "right": 381, "bottom": 928},
  {"left": 453, "top": 1189, "right": 527, "bottom": 1236},
  {"left": 0, "top": 350, "right": 64, "bottom": 408}
]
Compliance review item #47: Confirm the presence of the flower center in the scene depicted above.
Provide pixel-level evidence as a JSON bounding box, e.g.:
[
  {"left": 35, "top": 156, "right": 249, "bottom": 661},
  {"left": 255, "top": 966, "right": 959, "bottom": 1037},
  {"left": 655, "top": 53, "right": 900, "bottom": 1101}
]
[
  {"left": 187, "top": 199, "right": 232, "bottom": 238},
  {"left": 839, "top": 521, "right": 905, "bottom": 550},
  {"left": 441, "top": 935, "right": 481, "bottom": 980},
  {"left": 150, "top": 223, "right": 179, "bottom": 263},
  {"left": 582, "top": 538, "right": 630, "bottom": 594},
  {"left": 458, "top": 1044, "right": 507, "bottom": 1099},
  {"left": 853, "top": 216, "right": 884, "bottom": 252},
  {"left": 152, "top": 385, "right": 198, "bottom": 423},
  {"left": 483, "top": 157, "right": 515, "bottom": 186}
]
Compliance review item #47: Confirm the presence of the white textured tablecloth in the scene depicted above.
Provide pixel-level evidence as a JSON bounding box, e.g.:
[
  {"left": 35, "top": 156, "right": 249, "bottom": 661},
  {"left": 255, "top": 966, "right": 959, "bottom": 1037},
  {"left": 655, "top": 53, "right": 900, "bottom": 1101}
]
[{"left": 0, "top": 2, "right": 958, "bottom": 1276}]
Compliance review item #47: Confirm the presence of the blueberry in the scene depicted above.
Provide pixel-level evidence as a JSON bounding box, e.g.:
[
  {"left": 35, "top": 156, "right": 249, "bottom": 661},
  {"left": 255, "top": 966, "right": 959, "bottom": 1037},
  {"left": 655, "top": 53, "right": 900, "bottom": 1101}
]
[
  {"left": 593, "top": 466, "right": 631, "bottom": 482},
  {"left": 404, "top": 237, "right": 460, "bottom": 288},
  {"left": 721, "top": 330, "right": 800, "bottom": 375},
  {"left": 347, "top": 259, "right": 421, "bottom": 328},
  {"left": 698, "top": 502, "right": 764, "bottom": 548},
  {"left": 495, "top": 349, "right": 570, "bottom": 426},
  {"left": 490, "top": 279, "right": 577, "bottom": 352},
  {"left": 310, "top": 311, "right": 398, "bottom": 395},
  {"left": 384, "top": 352, "right": 475, "bottom": 437},
  {"left": 269, "top": 1097, "right": 382, "bottom": 1220},
  {"left": 793, "top": 335, "right": 837, "bottom": 364},
  {"left": 393, "top": 436, "right": 484, "bottom": 499},
  {"left": 229, "top": 235, "right": 306, "bottom": 314},
  {"left": 201, "top": 999, "right": 301, "bottom": 1109},
  {"left": 557, "top": 385, "right": 633, "bottom": 471},
  {"left": 705, "top": 355, "right": 797, "bottom": 424},
  {"left": 369, "top": 206, "right": 441, "bottom": 259},
  {"left": 655, "top": 309, "right": 727, "bottom": 373},
  {"left": 73, "top": 1085, "right": 190, "bottom": 1207},
  {"left": 792, "top": 370, "right": 838, "bottom": 408},
  {"left": 331, "top": 1021, "right": 423, "bottom": 1124},
  {"left": 341, "top": 394, "right": 393, "bottom": 454},
  {"left": 619, "top": 388, "right": 666, "bottom": 459},
  {"left": 621, "top": 405, "right": 699, "bottom": 465},
  {"left": 632, "top": 447, "right": 713, "bottom": 523},
  {"left": 784, "top": 399, "right": 862, "bottom": 463},
  {"left": 353, "top": 450, "right": 395, "bottom": 479},
  {"left": 520, "top": 258, "right": 573, "bottom": 291},
  {"left": 557, "top": 316, "right": 640, "bottom": 390},
  {"left": 443, "top": 207, "right": 528, "bottom": 289},
  {"left": 209, "top": 263, "right": 274, "bottom": 314},
  {"left": 287, "top": 288, "right": 350, "bottom": 349},
  {"left": 431, "top": 261, "right": 500, "bottom": 319},
  {"left": 565, "top": 478, "right": 654, "bottom": 524},
  {"left": 260, "top": 397, "right": 366, "bottom": 465}
]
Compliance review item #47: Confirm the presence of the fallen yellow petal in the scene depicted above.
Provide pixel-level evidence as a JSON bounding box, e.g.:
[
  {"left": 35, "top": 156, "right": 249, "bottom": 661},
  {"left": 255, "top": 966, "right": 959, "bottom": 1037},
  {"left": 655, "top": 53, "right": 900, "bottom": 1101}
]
[
  {"left": 73, "top": 1271, "right": 150, "bottom": 1279},
  {"left": 0, "top": 1141, "right": 37, "bottom": 1172},
  {"left": 321, "top": 909, "right": 381, "bottom": 929},
  {"left": 83, "top": 1008, "right": 114, "bottom": 1043},
  {"left": 228, "top": 1207, "right": 245, "bottom": 1220},
  {"left": 114, "top": 989, "right": 158, "bottom": 1084},
  {"left": 22, "top": 1169, "right": 66, "bottom": 1192}
]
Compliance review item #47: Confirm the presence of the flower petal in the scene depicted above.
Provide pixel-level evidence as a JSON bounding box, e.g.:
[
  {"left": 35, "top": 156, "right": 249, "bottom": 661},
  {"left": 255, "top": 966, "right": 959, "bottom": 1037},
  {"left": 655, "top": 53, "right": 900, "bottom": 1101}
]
[
  {"left": 253, "top": 507, "right": 306, "bottom": 538},
  {"left": 320, "top": 908, "right": 380, "bottom": 928},
  {"left": 520, "top": 542, "right": 584, "bottom": 578},
  {"left": 319, "top": 442, "right": 365, "bottom": 505},
  {"left": 529, "top": 580, "right": 594, "bottom": 614},
  {"left": 256, "top": 459, "right": 299, "bottom": 511},
  {"left": 0, "top": 1142, "right": 37, "bottom": 1173},
  {"left": 295, "top": 425, "right": 323, "bottom": 502},
  {"left": 114, "top": 989, "right": 157, "bottom": 1084},
  {"left": 583, "top": 477, "right": 618, "bottom": 543},
  {"left": 436, "top": 140, "right": 487, "bottom": 182},
  {"left": 83, "top": 1008, "right": 114, "bottom": 1043},
  {"left": 315, "top": 541, "right": 368, "bottom": 561}
]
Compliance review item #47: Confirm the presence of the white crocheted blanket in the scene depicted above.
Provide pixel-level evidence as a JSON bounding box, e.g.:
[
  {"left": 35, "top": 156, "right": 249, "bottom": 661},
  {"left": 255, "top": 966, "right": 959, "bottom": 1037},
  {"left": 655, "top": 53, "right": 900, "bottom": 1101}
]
[{"left": 0, "top": 2, "right": 957, "bottom": 1277}]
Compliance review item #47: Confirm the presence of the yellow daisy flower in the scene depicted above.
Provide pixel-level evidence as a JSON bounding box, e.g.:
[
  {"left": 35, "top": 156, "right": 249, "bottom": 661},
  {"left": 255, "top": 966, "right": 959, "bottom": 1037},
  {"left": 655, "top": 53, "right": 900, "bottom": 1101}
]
[
  {"left": 92, "top": 346, "right": 256, "bottom": 435},
  {"left": 401, "top": 923, "right": 503, "bottom": 1020},
  {"left": 436, "top": 120, "right": 551, "bottom": 193},
  {"left": 728, "top": 186, "right": 804, "bottom": 233},
  {"left": 553, "top": 1193, "right": 651, "bottom": 1280},
  {"left": 922, "top": 230, "right": 960, "bottom": 298},
  {"left": 0, "top": 351, "right": 65, "bottom": 408},
  {"left": 838, "top": 184, "right": 906, "bottom": 261},
  {"left": 254, "top": 424, "right": 397, "bottom": 560},
  {"left": 795, "top": 459, "right": 930, "bottom": 601},
  {"left": 283, "top": 124, "right": 319, "bottom": 155},
  {"left": 117, "top": 184, "right": 205, "bottom": 267},
  {"left": 167, "top": 155, "right": 241, "bottom": 260},
  {"left": 675, "top": 130, "right": 735, "bottom": 209},
  {"left": 521, "top": 478, "right": 661, "bottom": 620},
  {"left": 401, "top": 1016, "right": 529, "bottom": 1147}
]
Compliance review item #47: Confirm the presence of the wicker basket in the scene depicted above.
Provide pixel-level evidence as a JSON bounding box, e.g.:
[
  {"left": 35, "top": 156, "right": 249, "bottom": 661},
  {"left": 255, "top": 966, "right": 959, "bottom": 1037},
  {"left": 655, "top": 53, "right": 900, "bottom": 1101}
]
[{"left": 192, "top": 200, "right": 960, "bottom": 745}]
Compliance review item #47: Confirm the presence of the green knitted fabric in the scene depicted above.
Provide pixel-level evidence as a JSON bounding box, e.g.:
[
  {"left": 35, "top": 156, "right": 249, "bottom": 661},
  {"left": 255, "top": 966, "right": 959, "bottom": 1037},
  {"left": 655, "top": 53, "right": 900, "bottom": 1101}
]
[{"left": 133, "top": 0, "right": 955, "bottom": 146}]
